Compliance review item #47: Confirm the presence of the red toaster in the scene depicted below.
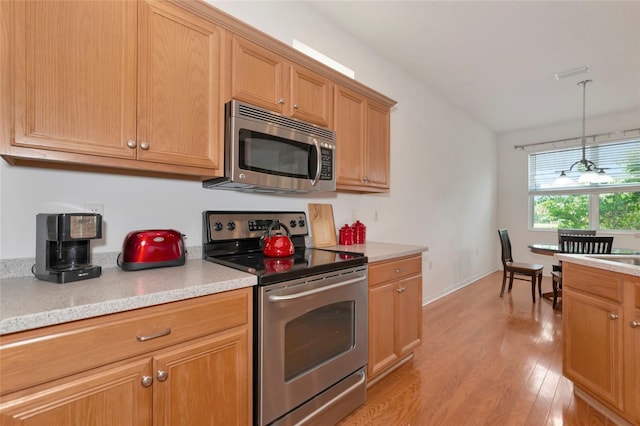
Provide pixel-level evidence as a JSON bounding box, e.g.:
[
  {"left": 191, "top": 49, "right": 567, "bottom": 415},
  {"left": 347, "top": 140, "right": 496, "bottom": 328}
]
[{"left": 118, "top": 229, "right": 186, "bottom": 271}]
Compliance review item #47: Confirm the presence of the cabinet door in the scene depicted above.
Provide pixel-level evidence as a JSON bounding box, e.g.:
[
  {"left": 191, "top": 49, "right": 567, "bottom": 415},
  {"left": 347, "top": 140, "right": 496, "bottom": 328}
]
[
  {"left": 137, "top": 1, "right": 223, "bottom": 170},
  {"left": 229, "top": 36, "right": 285, "bottom": 113},
  {"left": 0, "top": 360, "right": 151, "bottom": 426},
  {"left": 334, "top": 86, "right": 366, "bottom": 189},
  {"left": 364, "top": 100, "right": 390, "bottom": 190},
  {"left": 563, "top": 288, "right": 624, "bottom": 411},
  {"left": 396, "top": 275, "right": 422, "bottom": 356},
  {"left": 153, "top": 328, "right": 250, "bottom": 426},
  {"left": 289, "top": 65, "right": 333, "bottom": 127},
  {"left": 11, "top": 1, "right": 137, "bottom": 158},
  {"left": 368, "top": 282, "right": 399, "bottom": 379},
  {"left": 628, "top": 281, "right": 640, "bottom": 424}
]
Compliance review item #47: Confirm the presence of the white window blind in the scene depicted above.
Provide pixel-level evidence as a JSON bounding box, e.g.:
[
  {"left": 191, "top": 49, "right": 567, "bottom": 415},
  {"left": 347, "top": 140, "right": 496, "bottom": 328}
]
[{"left": 528, "top": 139, "right": 640, "bottom": 191}]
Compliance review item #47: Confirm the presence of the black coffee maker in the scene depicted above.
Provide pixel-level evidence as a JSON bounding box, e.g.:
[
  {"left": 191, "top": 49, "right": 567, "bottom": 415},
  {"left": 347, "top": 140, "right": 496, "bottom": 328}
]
[{"left": 35, "top": 213, "right": 103, "bottom": 283}]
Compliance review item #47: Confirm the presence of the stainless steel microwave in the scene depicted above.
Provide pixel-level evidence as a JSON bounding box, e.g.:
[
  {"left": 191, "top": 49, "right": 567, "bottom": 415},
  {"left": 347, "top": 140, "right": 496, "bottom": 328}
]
[{"left": 203, "top": 100, "right": 336, "bottom": 193}]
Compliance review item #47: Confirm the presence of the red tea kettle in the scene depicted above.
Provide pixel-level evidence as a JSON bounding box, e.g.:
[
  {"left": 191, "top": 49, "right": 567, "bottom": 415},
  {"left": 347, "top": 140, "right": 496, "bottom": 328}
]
[{"left": 262, "top": 222, "right": 295, "bottom": 258}]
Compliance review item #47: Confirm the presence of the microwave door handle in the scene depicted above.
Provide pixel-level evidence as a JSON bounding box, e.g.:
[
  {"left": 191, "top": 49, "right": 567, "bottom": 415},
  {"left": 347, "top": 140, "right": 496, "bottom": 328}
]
[{"left": 310, "top": 138, "right": 321, "bottom": 186}]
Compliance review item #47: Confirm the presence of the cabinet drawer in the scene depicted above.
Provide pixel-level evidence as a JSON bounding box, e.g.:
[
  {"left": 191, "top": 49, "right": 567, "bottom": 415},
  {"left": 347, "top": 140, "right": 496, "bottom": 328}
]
[
  {"left": 369, "top": 255, "right": 422, "bottom": 287},
  {"left": 563, "top": 263, "right": 623, "bottom": 303},
  {"left": 0, "top": 288, "right": 251, "bottom": 395}
]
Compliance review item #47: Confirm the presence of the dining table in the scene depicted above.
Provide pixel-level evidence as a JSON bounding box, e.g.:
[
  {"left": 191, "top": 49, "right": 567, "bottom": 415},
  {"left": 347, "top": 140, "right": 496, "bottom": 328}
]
[{"left": 528, "top": 243, "right": 640, "bottom": 256}]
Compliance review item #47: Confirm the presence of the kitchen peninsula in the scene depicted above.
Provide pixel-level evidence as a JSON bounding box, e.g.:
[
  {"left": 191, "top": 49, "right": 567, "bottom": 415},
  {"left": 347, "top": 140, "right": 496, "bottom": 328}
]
[{"left": 555, "top": 254, "right": 640, "bottom": 425}]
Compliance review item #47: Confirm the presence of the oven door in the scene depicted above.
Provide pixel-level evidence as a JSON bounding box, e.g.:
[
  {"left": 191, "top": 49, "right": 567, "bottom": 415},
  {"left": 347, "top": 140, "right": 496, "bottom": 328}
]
[{"left": 257, "top": 266, "right": 368, "bottom": 425}]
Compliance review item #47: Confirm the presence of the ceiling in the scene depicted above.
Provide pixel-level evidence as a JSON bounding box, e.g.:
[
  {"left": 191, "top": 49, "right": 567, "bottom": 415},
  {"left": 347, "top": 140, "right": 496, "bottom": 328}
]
[{"left": 305, "top": 1, "right": 640, "bottom": 134}]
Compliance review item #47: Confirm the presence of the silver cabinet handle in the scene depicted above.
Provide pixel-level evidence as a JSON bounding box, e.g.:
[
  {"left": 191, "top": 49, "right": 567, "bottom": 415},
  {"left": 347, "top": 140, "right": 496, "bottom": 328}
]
[
  {"left": 127, "top": 140, "right": 137, "bottom": 149},
  {"left": 630, "top": 321, "right": 640, "bottom": 328},
  {"left": 293, "top": 103, "right": 299, "bottom": 109},
  {"left": 395, "top": 268, "right": 404, "bottom": 273},
  {"left": 278, "top": 98, "right": 285, "bottom": 105},
  {"left": 608, "top": 313, "right": 619, "bottom": 320},
  {"left": 136, "top": 328, "right": 171, "bottom": 342},
  {"left": 141, "top": 376, "right": 153, "bottom": 387},
  {"left": 156, "top": 370, "right": 168, "bottom": 382},
  {"left": 396, "top": 287, "right": 406, "bottom": 293},
  {"left": 139, "top": 141, "right": 149, "bottom": 150}
]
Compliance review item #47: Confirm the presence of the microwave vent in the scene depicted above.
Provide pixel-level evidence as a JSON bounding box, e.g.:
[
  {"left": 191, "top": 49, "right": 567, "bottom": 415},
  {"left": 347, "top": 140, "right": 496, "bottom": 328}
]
[{"left": 237, "top": 103, "right": 335, "bottom": 142}]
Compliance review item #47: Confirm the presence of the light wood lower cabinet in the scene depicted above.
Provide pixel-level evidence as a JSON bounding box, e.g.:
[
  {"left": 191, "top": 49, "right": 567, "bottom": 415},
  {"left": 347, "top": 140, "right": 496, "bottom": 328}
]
[
  {"left": 0, "top": 288, "right": 252, "bottom": 426},
  {"left": 367, "top": 254, "right": 422, "bottom": 382},
  {"left": 562, "top": 262, "right": 639, "bottom": 425}
]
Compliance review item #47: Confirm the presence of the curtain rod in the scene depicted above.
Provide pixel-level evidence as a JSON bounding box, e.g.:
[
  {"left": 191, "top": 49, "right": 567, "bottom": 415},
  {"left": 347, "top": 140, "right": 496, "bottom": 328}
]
[{"left": 514, "top": 127, "right": 640, "bottom": 150}]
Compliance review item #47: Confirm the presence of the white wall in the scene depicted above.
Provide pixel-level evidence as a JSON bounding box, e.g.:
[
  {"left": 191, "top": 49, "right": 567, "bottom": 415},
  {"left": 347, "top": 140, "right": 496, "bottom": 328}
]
[
  {"left": 497, "top": 108, "right": 640, "bottom": 274},
  {"left": 0, "top": 1, "right": 499, "bottom": 305}
]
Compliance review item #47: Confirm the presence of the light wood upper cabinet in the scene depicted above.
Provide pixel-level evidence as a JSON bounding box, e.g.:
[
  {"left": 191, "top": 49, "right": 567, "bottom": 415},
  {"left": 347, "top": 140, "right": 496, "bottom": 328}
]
[
  {"left": 228, "top": 36, "right": 333, "bottom": 127},
  {"left": 137, "top": 1, "right": 223, "bottom": 170},
  {"left": 334, "top": 85, "right": 391, "bottom": 192},
  {"left": 3, "top": 0, "right": 224, "bottom": 177},
  {"left": 11, "top": 1, "right": 138, "bottom": 159}
]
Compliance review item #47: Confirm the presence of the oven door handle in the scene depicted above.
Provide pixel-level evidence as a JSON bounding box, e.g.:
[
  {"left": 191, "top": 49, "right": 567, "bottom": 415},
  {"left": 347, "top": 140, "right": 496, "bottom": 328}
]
[{"left": 267, "top": 274, "right": 366, "bottom": 302}]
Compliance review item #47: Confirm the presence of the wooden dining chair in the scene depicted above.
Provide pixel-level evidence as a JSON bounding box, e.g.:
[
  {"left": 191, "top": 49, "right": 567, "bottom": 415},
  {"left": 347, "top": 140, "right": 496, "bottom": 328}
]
[
  {"left": 557, "top": 228, "right": 596, "bottom": 243},
  {"left": 497, "top": 229, "right": 544, "bottom": 303},
  {"left": 551, "top": 235, "right": 614, "bottom": 308}
]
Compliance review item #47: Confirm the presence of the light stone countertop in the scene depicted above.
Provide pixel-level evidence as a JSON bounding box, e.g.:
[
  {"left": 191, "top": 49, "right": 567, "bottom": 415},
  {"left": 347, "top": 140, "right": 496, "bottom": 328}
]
[
  {"left": 322, "top": 241, "right": 428, "bottom": 263},
  {"left": 0, "top": 260, "right": 256, "bottom": 335},
  {"left": 554, "top": 254, "right": 640, "bottom": 277},
  {"left": 0, "top": 241, "right": 427, "bottom": 336}
]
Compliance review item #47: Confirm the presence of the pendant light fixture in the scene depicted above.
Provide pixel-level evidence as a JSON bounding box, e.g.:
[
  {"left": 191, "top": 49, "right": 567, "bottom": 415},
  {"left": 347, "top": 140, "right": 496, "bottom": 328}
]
[{"left": 554, "top": 79, "right": 609, "bottom": 185}]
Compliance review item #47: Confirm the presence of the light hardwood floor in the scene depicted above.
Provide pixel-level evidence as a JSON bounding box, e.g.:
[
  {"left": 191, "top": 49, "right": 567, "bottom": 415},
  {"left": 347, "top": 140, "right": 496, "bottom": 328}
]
[{"left": 339, "top": 271, "right": 617, "bottom": 426}]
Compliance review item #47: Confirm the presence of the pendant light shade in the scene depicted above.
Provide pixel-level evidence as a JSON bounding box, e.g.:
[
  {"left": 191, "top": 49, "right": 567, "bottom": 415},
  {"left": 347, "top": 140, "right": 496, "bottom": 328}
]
[{"left": 554, "top": 80, "right": 610, "bottom": 186}]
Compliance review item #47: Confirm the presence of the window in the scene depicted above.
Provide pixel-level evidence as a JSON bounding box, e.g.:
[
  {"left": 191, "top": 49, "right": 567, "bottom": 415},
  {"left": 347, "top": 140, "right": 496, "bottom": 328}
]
[{"left": 528, "top": 139, "right": 640, "bottom": 231}]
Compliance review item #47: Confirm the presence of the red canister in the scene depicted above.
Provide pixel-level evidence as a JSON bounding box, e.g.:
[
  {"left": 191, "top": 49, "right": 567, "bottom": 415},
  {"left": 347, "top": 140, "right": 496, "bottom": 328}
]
[
  {"left": 352, "top": 220, "right": 366, "bottom": 244},
  {"left": 339, "top": 224, "right": 354, "bottom": 245}
]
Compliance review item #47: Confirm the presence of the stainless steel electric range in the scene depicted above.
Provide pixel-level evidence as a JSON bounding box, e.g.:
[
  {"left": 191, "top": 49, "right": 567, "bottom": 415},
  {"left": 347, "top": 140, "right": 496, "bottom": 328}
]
[{"left": 203, "top": 211, "right": 368, "bottom": 426}]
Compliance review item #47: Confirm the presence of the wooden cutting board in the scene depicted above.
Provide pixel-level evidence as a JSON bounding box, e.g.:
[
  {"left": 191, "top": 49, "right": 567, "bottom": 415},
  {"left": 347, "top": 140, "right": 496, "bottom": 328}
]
[{"left": 308, "top": 203, "right": 337, "bottom": 247}]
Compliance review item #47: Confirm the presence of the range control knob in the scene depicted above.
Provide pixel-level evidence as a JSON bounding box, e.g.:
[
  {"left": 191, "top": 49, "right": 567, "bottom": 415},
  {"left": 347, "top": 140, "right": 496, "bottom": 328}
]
[
  {"left": 298, "top": 219, "right": 305, "bottom": 227},
  {"left": 213, "top": 222, "right": 223, "bottom": 232},
  {"left": 289, "top": 220, "right": 297, "bottom": 228},
  {"left": 227, "top": 222, "right": 236, "bottom": 231}
]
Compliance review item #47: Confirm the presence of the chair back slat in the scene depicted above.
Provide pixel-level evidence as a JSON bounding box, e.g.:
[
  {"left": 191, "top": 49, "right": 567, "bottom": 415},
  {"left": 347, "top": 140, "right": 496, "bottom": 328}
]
[
  {"left": 558, "top": 235, "right": 614, "bottom": 254},
  {"left": 497, "top": 229, "right": 513, "bottom": 264},
  {"left": 557, "top": 228, "right": 596, "bottom": 244}
]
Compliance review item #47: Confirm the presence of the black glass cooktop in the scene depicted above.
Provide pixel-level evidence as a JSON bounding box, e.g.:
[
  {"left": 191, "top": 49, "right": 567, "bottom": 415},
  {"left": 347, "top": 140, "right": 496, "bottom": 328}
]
[{"left": 205, "top": 248, "right": 366, "bottom": 285}]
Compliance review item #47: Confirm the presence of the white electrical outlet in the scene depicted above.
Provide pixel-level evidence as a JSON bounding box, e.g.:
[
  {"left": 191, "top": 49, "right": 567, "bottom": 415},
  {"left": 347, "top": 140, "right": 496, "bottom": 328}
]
[{"left": 84, "top": 203, "right": 104, "bottom": 216}]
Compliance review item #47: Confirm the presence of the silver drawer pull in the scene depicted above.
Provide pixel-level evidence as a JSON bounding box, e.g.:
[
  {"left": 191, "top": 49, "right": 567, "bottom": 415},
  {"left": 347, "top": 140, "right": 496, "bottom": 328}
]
[
  {"left": 395, "top": 268, "right": 404, "bottom": 273},
  {"left": 630, "top": 321, "right": 640, "bottom": 328},
  {"left": 137, "top": 328, "right": 171, "bottom": 342},
  {"left": 608, "top": 313, "right": 619, "bottom": 320}
]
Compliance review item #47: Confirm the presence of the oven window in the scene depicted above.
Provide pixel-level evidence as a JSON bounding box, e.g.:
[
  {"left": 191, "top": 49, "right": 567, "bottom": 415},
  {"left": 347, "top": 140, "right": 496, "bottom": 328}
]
[
  {"left": 239, "top": 129, "right": 315, "bottom": 179},
  {"left": 284, "top": 301, "right": 355, "bottom": 381}
]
